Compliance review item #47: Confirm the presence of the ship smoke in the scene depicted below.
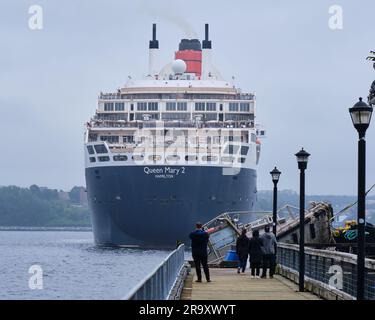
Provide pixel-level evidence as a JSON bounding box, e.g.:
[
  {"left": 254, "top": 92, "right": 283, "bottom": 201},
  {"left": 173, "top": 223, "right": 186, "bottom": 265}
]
[{"left": 138, "top": 2, "right": 198, "bottom": 39}]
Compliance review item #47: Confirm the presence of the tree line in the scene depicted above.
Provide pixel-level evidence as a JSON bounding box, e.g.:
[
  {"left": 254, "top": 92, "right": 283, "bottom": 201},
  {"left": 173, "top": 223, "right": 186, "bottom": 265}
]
[{"left": 0, "top": 185, "right": 90, "bottom": 227}]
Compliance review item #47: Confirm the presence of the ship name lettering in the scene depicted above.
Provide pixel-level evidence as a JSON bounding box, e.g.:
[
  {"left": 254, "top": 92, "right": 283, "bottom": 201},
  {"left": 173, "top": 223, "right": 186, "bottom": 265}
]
[
  {"left": 165, "top": 167, "right": 180, "bottom": 175},
  {"left": 143, "top": 167, "right": 163, "bottom": 175}
]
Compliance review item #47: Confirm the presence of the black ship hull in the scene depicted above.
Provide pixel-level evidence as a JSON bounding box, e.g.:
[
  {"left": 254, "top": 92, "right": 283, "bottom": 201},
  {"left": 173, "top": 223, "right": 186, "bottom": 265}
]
[{"left": 85, "top": 165, "right": 257, "bottom": 247}]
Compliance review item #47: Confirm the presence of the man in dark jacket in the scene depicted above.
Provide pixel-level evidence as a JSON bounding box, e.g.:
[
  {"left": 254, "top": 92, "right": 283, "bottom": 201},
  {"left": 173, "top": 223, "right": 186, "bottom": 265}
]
[
  {"left": 260, "top": 225, "right": 277, "bottom": 278},
  {"left": 236, "top": 229, "right": 250, "bottom": 274},
  {"left": 248, "top": 229, "right": 263, "bottom": 278},
  {"left": 189, "top": 222, "right": 211, "bottom": 282}
]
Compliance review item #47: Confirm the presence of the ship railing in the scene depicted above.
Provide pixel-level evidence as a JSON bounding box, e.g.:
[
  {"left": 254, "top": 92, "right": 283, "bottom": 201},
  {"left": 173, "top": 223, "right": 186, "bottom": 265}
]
[
  {"left": 89, "top": 120, "right": 255, "bottom": 129},
  {"left": 123, "top": 244, "right": 186, "bottom": 300},
  {"left": 277, "top": 242, "right": 375, "bottom": 300},
  {"left": 99, "top": 93, "right": 256, "bottom": 101}
]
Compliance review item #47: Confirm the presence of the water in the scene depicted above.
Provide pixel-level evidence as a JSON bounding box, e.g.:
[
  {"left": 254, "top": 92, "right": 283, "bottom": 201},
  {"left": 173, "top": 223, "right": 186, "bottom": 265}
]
[{"left": 0, "top": 231, "right": 170, "bottom": 299}]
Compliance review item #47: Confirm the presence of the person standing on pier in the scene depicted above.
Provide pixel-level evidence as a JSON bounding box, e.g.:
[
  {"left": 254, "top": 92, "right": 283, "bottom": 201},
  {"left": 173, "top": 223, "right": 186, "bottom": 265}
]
[
  {"left": 260, "top": 225, "right": 277, "bottom": 278},
  {"left": 236, "top": 229, "right": 250, "bottom": 274},
  {"left": 248, "top": 230, "right": 263, "bottom": 278},
  {"left": 189, "top": 222, "right": 211, "bottom": 283}
]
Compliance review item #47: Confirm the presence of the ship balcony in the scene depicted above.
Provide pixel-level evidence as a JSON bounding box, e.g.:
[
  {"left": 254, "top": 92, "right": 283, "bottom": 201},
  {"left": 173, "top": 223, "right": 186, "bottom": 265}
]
[
  {"left": 88, "top": 120, "right": 255, "bottom": 130},
  {"left": 98, "top": 92, "right": 255, "bottom": 101}
]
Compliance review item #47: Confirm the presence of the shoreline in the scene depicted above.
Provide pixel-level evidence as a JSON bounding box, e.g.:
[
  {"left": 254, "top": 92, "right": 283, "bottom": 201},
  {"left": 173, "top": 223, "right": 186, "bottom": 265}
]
[{"left": 0, "top": 226, "right": 92, "bottom": 232}]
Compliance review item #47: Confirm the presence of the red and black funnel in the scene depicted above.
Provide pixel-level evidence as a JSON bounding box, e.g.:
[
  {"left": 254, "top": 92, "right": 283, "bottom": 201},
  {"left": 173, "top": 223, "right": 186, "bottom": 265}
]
[{"left": 175, "top": 39, "right": 202, "bottom": 77}]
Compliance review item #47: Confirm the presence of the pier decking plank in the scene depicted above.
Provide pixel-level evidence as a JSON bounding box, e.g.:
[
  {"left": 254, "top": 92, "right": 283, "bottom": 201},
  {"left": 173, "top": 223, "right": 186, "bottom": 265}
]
[{"left": 181, "top": 268, "right": 320, "bottom": 300}]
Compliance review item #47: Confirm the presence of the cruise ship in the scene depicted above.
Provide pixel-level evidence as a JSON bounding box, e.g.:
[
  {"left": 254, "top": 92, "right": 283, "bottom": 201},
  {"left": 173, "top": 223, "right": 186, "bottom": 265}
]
[{"left": 84, "top": 24, "right": 265, "bottom": 247}]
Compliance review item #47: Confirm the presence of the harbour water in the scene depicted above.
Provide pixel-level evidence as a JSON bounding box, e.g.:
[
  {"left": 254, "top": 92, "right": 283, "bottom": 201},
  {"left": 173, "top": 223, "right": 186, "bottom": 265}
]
[{"left": 0, "top": 231, "right": 170, "bottom": 300}]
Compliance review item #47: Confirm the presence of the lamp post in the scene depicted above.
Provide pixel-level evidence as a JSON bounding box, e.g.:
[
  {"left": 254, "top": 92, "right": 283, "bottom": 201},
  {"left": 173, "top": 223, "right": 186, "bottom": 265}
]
[
  {"left": 270, "top": 167, "right": 281, "bottom": 235},
  {"left": 349, "top": 97, "right": 373, "bottom": 300},
  {"left": 295, "top": 148, "right": 310, "bottom": 292}
]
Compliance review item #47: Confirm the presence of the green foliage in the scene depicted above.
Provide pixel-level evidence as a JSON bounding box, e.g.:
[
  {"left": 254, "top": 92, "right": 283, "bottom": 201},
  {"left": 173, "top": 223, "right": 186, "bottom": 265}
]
[{"left": 0, "top": 185, "right": 91, "bottom": 227}]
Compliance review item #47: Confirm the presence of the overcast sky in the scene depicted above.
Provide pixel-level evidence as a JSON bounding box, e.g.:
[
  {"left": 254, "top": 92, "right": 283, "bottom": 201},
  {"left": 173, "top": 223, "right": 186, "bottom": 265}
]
[{"left": 0, "top": 0, "right": 374, "bottom": 195}]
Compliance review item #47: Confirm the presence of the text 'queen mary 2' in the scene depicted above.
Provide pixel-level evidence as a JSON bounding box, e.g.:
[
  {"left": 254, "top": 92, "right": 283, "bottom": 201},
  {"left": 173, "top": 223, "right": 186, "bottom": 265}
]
[{"left": 84, "top": 24, "right": 265, "bottom": 248}]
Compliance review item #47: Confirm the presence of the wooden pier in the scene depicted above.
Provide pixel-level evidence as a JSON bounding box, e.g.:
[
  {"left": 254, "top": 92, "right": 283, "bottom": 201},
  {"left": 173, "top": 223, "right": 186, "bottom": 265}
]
[{"left": 181, "top": 268, "right": 320, "bottom": 300}]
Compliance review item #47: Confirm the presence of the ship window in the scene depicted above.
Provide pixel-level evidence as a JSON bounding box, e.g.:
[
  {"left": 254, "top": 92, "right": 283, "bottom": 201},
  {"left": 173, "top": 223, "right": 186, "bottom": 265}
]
[
  {"left": 162, "top": 113, "right": 190, "bottom": 121},
  {"left": 229, "top": 103, "right": 239, "bottom": 111},
  {"left": 192, "top": 113, "right": 217, "bottom": 121},
  {"left": 123, "top": 135, "right": 134, "bottom": 143},
  {"left": 240, "top": 102, "right": 250, "bottom": 112},
  {"left": 135, "top": 113, "right": 159, "bottom": 120},
  {"left": 206, "top": 102, "right": 216, "bottom": 111},
  {"left": 88, "top": 133, "right": 98, "bottom": 142},
  {"left": 100, "top": 136, "right": 119, "bottom": 143},
  {"left": 94, "top": 144, "right": 108, "bottom": 154},
  {"left": 224, "top": 145, "right": 240, "bottom": 155},
  {"left": 98, "top": 156, "right": 110, "bottom": 162},
  {"left": 225, "top": 113, "right": 253, "bottom": 121},
  {"left": 185, "top": 155, "right": 198, "bottom": 162},
  {"left": 113, "top": 155, "right": 128, "bottom": 161},
  {"left": 115, "top": 102, "right": 125, "bottom": 111},
  {"left": 240, "top": 146, "right": 249, "bottom": 156},
  {"left": 205, "top": 113, "right": 217, "bottom": 121},
  {"left": 96, "top": 113, "right": 127, "bottom": 121},
  {"left": 251, "top": 133, "right": 256, "bottom": 142},
  {"left": 132, "top": 155, "right": 144, "bottom": 161},
  {"left": 87, "top": 146, "right": 95, "bottom": 155},
  {"left": 166, "top": 155, "right": 180, "bottom": 161},
  {"left": 104, "top": 102, "right": 114, "bottom": 111},
  {"left": 166, "top": 102, "right": 176, "bottom": 111},
  {"left": 221, "top": 156, "right": 234, "bottom": 163},
  {"left": 195, "top": 102, "right": 205, "bottom": 111},
  {"left": 137, "top": 102, "right": 147, "bottom": 111},
  {"left": 148, "top": 102, "right": 158, "bottom": 111},
  {"left": 238, "top": 157, "right": 246, "bottom": 163},
  {"left": 89, "top": 157, "right": 96, "bottom": 163},
  {"left": 149, "top": 155, "right": 162, "bottom": 161},
  {"left": 202, "top": 155, "right": 218, "bottom": 162},
  {"left": 177, "top": 102, "right": 187, "bottom": 111}
]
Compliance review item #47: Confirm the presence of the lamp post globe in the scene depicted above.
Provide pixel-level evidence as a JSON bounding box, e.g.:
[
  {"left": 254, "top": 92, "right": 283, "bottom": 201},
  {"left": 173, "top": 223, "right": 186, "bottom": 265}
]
[
  {"left": 270, "top": 167, "right": 281, "bottom": 184},
  {"left": 349, "top": 97, "right": 373, "bottom": 138},
  {"left": 295, "top": 148, "right": 310, "bottom": 170}
]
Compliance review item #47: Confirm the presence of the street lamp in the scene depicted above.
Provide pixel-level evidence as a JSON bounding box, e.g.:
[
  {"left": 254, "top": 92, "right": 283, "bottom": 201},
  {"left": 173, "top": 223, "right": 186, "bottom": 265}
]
[
  {"left": 349, "top": 97, "right": 373, "bottom": 300},
  {"left": 295, "top": 148, "right": 310, "bottom": 292},
  {"left": 270, "top": 167, "right": 281, "bottom": 235}
]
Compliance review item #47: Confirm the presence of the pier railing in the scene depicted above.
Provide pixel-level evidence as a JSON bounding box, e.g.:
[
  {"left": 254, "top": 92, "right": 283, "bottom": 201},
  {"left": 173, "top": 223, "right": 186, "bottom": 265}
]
[
  {"left": 123, "top": 244, "right": 185, "bottom": 300},
  {"left": 277, "top": 243, "right": 375, "bottom": 300}
]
